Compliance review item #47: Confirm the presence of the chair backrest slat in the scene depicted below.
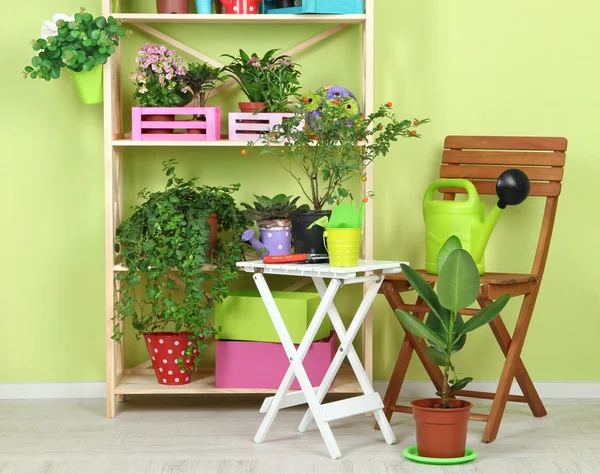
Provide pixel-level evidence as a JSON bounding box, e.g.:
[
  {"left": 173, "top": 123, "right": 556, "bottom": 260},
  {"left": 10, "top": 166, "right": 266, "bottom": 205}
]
[{"left": 439, "top": 135, "right": 567, "bottom": 277}]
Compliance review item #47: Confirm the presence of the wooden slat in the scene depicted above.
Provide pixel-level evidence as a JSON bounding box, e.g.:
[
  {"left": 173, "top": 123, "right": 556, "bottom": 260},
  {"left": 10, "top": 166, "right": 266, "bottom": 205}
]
[
  {"left": 440, "top": 181, "right": 561, "bottom": 197},
  {"left": 440, "top": 165, "right": 564, "bottom": 182},
  {"left": 385, "top": 271, "right": 536, "bottom": 286},
  {"left": 444, "top": 136, "right": 567, "bottom": 152},
  {"left": 395, "top": 304, "right": 480, "bottom": 316},
  {"left": 455, "top": 389, "right": 527, "bottom": 403},
  {"left": 442, "top": 150, "right": 566, "bottom": 167}
]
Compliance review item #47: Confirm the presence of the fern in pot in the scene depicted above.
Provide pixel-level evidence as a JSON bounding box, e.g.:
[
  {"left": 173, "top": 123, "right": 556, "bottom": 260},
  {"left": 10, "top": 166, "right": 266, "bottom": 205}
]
[
  {"left": 395, "top": 236, "right": 510, "bottom": 458},
  {"left": 113, "top": 160, "right": 248, "bottom": 386}
]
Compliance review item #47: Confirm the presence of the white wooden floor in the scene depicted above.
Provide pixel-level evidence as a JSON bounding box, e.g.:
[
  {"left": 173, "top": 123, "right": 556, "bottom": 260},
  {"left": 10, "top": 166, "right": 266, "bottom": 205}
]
[{"left": 0, "top": 396, "right": 599, "bottom": 473}]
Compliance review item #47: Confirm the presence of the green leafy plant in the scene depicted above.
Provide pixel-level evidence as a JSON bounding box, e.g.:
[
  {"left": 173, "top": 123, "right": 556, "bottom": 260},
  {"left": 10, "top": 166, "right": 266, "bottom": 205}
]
[
  {"left": 250, "top": 98, "right": 429, "bottom": 211},
  {"left": 113, "top": 160, "right": 248, "bottom": 368},
  {"left": 130, "top": 43, "right": 192, "bottom": 107},
  {"left": 23, "top": 9, "right": 125, "bottom": 81},
  {"left": 222, "top": 49, "right": 301, "bottom": 111},
  {"left": 395, "top": 236, "right": 511, "bottom": 407},
  {"left": 241, "top": 194, "right": 310, "bottom": 222},
  {"left": 178, "top": 62, "right": 225, "bottom": 110}
]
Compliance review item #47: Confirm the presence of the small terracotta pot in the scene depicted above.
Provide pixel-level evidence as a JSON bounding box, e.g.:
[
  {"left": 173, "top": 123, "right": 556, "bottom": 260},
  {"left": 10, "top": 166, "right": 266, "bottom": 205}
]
[
  {"left": 411, "top": 398, "right": 472, "bottom": 458},
  {"left": 156, "top": 0, "right": 190, "bottom": 13},
  {"left": 145, "top": 114, "right": 174, "bottom": 135},
  {"left": 239, "top": 101, "right": 266, "bottom": 113},
  {"left": 206, "top": 213, "right": 218, "bottom": 258},
  {"left": 144, "top": 332, "right": 197, "bottom": 385},
  {"left": 186, "top": 117, "right": 206, "bottom": 135}
]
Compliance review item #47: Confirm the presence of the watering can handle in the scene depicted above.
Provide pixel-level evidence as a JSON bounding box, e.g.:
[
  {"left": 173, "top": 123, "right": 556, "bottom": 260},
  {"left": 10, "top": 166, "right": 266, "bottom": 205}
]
[{"left": 423, "top": 179, "right": 479, "bottom": 206}]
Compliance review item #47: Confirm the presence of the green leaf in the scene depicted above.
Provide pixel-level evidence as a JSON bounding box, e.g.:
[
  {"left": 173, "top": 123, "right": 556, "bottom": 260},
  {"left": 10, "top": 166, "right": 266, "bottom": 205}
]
[
  {"left": 395, "top": 309, "right": 447, "bottom": 348},
  {"left": 95, "top": 17, "right": 107, "bottom": 28},
  {"left": 451, "top": 313, "right": 467, "bottom": 353},
  {"left": 31, "top": 57, "right": 42, "bottom": 67},
  {"left": 24, "top": 66, "right": 33, "bottom": 73},
  {"left": 425, "top": 346, "right": 447, "bottom": 366},
  {"left": 400, "top": 264, "right": 446, "bottom": 321},
  {"left": 461, "top": 294, "right": 510, "bottom": 335},
  {"left": 437, "top": 249, "right": 480, "bottom": 312},
  {"left": 449, "top": 377, "right": 473, "bottom": 395},
  {"left": 437, "top": 236, "right": 462, "bottom": 274}
]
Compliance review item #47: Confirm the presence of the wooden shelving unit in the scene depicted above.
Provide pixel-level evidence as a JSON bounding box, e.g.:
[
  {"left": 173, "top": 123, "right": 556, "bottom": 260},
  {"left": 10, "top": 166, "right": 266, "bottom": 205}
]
[{"left": 102, "top": 0, "right": 375, "bottom": 417}]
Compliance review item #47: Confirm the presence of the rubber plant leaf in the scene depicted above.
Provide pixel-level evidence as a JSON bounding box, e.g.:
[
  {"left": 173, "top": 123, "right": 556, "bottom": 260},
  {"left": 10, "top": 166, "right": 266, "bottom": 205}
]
[
  {"left": 425, "top": 346, "right": 447, "bottom": 366},
  {"left": 401, "top": 264, "right": 447, "bottom": 323},
  {"left": 449, "top": 377, "right": 473, "bottom": 395},
  {"left": 461, "top": 294, "right": 510, "bottom": 335},
  {"left": 395, "top": 309, "right": 446, "bottom": 348},
  {"left": 437, "top": 249, "right": 480, "bottom": 313},
  {"left": 437, "top": 235, "right": 463, "bottom": 274}
]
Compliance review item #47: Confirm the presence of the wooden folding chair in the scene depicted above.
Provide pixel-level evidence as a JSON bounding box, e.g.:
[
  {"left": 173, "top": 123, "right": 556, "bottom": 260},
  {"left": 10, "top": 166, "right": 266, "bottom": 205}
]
[{"left": 377, "top": 136, "right": 567, "bottom": 443}]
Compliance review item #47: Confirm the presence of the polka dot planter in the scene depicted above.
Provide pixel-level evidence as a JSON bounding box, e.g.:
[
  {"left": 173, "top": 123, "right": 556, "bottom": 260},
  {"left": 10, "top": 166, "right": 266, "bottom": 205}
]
[
  {"left": 220, "top": 0, "right": 261, "bottom": 14},
  {"left": 143, "top": 332, "right": 197, "bottom": 386},
  {"left": 257, "top": 219, "right": 292, "bottom": 257}
]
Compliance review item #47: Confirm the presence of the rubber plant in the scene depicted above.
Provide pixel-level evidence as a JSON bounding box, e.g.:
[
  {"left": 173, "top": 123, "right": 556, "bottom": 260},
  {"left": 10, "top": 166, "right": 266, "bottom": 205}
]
[
  {"left": 112, "top": 160, "right": 248, "bottom": 371},
  {"left": 395, "top": 236, "right": 511, "bottom": 458}
]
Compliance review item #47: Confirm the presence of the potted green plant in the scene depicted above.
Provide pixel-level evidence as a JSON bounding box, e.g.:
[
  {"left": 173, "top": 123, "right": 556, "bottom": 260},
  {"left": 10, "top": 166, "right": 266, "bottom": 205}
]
[
  {"left": 240, "top": 194, "right": 309, "bottom": 257},
  {"left": 113, "top": 160, "right": 248, "bottom": 386},
  {"left": 251, "top": 94, "right": 429, "bottom": 254},
  {"left": 130, "top": 43, "right": 192, "bottom": 135},
  {"left": 395, "top": 236, "right": 511, "bottom": 459},
  {"left": 23, "top": 9, "right": 125, "bottom": 105},
  {"left": 222, "top": 49, "right": 301, "bottom": 113},
  {"left": 177, "top": 62, "right": 224, "bottom": 134}
]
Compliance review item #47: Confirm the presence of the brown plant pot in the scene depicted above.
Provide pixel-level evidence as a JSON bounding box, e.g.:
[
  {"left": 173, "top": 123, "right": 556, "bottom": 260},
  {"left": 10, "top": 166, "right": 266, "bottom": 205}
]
[
  {"left": 156, "top": 0, "right": 190, "bottom": 13},
  {"left": 238, "top": 101, "right": 266, "bottom": 113},
  {"left": 186, "top": 117, "right": 206, "bottom": 135},
  {"left": 411, "top": 398, "right": 472, "bottom": 459},
  {"left": 145, "top": 114, "right": 175, "bottom": 134},
  {"left": 206, "top": 213, "right": 218, "bottom": 258}
]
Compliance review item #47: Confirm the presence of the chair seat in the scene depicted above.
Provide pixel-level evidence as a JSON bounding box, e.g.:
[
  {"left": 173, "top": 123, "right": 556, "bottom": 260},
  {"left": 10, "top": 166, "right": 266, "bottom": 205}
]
[{"left": 386, "top": 270, "right": 536, "bottom": 285}]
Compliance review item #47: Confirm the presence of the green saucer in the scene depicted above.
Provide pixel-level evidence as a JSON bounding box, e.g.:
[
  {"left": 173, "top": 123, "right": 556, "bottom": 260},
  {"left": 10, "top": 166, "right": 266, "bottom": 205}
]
[{"left": 402, "top": 446, "right": 478, "bottom": 465}]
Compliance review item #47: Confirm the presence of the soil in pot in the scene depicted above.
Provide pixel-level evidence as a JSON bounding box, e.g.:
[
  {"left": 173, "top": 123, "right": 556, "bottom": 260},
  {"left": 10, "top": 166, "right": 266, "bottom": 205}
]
[
  {"left": 411, "top": 398, "right": 472, "bottom": 459},
  {"left": 257, "top": 218, "right": 292, "bottom": 256},
  {"left": 157, "top": 0, "right": 190, "bottom": 13},
  {"left": 290, "top": 210, "right": 332, "bottom": 255},
  {"left": 145, "top": 114, "right": 175, "bottom": 135},
  {"left": 144, "top": 332, "right": 198, "bottom": 385}
]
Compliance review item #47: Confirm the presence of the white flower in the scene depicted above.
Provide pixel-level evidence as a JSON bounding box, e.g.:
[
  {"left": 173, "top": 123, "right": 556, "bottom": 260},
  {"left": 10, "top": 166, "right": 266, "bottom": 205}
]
[{"left": 41, "top": 14, "right": 76, "bottom": 40}]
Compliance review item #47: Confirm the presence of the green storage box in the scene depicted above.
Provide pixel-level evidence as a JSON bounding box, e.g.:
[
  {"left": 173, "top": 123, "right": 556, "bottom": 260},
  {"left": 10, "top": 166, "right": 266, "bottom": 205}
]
[{"left": 215, "top": 290, "right": 330, "bottom": 344}]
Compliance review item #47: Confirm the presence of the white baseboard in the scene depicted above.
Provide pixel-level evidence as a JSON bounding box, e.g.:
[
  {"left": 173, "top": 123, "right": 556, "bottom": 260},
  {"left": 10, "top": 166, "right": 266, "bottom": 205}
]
[
  {"left": 0, "top": 383, "right": 105, "bottom": 400},
  {"left": 373, "top": 380, "right": 600, "bottom": 399},
  {"left": 1, "top": 381, "right": 599, "bottom": 400}
]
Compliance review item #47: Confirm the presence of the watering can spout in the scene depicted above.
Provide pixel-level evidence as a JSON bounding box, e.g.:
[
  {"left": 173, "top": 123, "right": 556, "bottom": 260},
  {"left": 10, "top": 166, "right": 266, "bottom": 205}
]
[{"left": 242, "top": 229, "right": 267, "bottom": 256}]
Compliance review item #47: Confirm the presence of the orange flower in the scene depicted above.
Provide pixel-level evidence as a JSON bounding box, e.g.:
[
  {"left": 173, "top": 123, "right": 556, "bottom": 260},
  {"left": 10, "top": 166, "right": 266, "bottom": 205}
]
[
  {"left": 386, "top": 102, "right": 392, "bottom": 107},
  {"left": 410, "top": 130, "right": 417, "bottom": 136},
  {"left": 241, "top": 149, "right": 248, "bottom": 156},
  {"left": 361, "top": 176, "right": 367, "bottom": 182},
  {"left": 362, "top": 197, "right": 369, "bottom": 203}
]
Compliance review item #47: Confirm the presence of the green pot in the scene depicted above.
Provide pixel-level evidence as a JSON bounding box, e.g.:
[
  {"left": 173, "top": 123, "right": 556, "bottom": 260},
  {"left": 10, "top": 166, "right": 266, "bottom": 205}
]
[{"left": 69, "top": 65, "right": 103, "bottom": 105}]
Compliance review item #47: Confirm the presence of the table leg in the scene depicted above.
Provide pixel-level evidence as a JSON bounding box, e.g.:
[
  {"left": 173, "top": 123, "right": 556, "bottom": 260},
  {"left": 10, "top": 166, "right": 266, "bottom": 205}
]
[
  {"left": 252, "top": 273, "right": 343, "bottom": 460},
  {"left": 297, "top": 276, "right": 396, "bottom": 446}
]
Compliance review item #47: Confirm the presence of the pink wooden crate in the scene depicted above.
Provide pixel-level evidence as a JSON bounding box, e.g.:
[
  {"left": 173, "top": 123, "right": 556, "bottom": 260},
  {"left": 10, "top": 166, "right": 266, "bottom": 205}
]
[
  {"left": 215, "top": 332, "right": 336, "bottom": 390},
  {"left": 228, "top": 112, "right": 293, "bottom": 141},
  {"left": 132, "top": 107, "right": 221, "bottom": 141}
]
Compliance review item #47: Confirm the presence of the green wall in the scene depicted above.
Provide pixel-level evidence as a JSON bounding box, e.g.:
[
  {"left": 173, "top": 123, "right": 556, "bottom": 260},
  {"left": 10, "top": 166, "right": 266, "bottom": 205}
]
[{"left": 2, "top": 0, "right": 598, "bottom": 383}]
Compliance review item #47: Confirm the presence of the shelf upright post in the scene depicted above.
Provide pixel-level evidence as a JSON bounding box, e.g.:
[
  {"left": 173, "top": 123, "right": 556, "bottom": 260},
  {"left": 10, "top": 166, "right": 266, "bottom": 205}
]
[
  {"left": 361, "top": 0, "right": 375, "bottom": 386},
  {"left": 103, "top": 0, "right": 124, "bottom": 417}
]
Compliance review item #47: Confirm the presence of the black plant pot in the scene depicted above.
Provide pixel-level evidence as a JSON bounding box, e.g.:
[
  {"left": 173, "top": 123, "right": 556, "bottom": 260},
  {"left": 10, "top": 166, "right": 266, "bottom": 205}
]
[
  {"left": 290, "top": 210, "right": 332, "bottom": 256},
  {"left": 275, "top": 0, "right": 295, "bottom": 7}
]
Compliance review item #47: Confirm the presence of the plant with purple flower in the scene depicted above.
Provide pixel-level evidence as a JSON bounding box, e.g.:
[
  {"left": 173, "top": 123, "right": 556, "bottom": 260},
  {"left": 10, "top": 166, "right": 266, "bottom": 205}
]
[{"left": 131, "top": 43, "right": 192, "bottom": 107}]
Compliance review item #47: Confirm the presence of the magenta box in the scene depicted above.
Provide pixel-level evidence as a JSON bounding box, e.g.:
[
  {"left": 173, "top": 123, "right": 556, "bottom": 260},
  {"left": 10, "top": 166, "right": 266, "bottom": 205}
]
[
  {"left": 215, "top": 332, "right": 337, "bottom": 390},
  {"left": 132, "top": 106, "right": 221, "bottom": 141}
]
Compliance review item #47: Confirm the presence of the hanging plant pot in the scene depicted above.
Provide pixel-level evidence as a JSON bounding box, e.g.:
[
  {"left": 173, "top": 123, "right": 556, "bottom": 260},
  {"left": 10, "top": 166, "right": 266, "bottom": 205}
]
[
  {"left": 70, "top": 64, "right": 103, "bottom": 105},
  {"left": 257, "top": 218, "right": 292, "bottom": 256},
  {"left": 157, "top": 0, "right": 190, "bottom": 13},
  {"left": 143, "top": 332, "right": 198, "bottom": 385},
  {"left": 238, "top": 101, "right": 266, "bottom": 113},
  {"left": 290, "top": 210, "right": 331, "bottom": 255},
  {"left": 206, "top": 213, "right": 218, "bottom": 258},
  {"left": 411, "top": 398, "right": 472, "bottom": 458}
]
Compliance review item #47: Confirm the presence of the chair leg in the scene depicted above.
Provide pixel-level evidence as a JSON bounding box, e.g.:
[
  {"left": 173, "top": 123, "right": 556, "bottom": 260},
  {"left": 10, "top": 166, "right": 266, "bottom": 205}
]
[
  {"left": 482, "top": 292, "right": 538, "bottom": 443},
  {"left": 480, "top": 297, "right": 547, "bottom": 418}
]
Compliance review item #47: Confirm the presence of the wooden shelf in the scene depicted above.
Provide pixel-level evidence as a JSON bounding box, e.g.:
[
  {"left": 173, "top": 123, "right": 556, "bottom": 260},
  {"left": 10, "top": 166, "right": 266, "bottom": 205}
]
[
  {"left": 112, "top": 13, "right": 367, "bottom": 25},
  {"left": 114, "top": 263, "right": 218, "bottom": 272},
  {"left": 115, "top": 365, "right": 362, "bottom": 395},
  {"left": 112, "top": 138, "right": 364, "bottom": 147}
]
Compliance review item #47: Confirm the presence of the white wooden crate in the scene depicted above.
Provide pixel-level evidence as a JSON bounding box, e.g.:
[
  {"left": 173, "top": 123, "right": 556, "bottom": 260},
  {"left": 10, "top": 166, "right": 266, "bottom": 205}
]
[{"left": 228, "top": 112, "right": 293, "bottom": 141}]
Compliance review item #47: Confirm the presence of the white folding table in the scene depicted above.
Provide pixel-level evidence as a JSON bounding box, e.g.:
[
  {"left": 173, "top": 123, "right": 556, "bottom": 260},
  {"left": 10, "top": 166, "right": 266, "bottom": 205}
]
[{"left": 237, "top": 259, "right": 405, "bottom": 460}]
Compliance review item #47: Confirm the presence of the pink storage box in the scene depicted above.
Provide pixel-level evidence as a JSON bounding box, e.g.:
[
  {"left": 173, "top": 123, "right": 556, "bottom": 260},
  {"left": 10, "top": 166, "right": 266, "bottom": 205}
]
[
  {"left": 132, "top": 107, "right": 221, "bottom": 141},
  {"left": 215, "top": 332, "right": 336, "bottom": 390}
]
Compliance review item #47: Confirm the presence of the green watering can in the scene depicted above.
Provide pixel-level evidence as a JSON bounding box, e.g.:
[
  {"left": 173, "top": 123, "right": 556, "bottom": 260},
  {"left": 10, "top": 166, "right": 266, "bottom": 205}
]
[{"left": 423, "top": 169, "right": 530, "bottom": 275}]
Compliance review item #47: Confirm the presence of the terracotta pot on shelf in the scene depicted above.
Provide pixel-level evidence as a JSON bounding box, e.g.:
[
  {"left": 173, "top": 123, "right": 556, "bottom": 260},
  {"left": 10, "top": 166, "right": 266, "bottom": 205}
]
[
  {"left": 238, "top": 101, "right": 266, "bottom": 113},
  {"left": 143, "top": 332, "right": 197, "bottom": 385},
  {"left": 411, "top": 398, "right": 472, "bottom": 459},
  {"left": 156, "top": 0, "right": 190, "bottom": 14},
  {"left": 145, "top": 114, "right": 175, "bottom": 135},
  {"left": 205, "top": 213, "right": 218, "bottom": 258}
]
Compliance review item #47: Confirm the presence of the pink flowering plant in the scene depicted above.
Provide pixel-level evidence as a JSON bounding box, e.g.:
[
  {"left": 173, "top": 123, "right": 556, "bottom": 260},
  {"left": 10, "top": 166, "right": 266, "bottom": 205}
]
[
  {"left": 222, "top": 49, "right": 301, "bottom": 112},
  {"left": 131, "top": 43, "right": 192, "bottom": 107}
]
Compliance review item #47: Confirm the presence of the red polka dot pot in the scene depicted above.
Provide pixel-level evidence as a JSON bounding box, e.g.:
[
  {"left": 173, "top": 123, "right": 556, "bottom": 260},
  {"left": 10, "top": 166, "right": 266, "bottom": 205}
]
[{"left": 143, "top": 332, "right": 197, "bottom": 385}]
